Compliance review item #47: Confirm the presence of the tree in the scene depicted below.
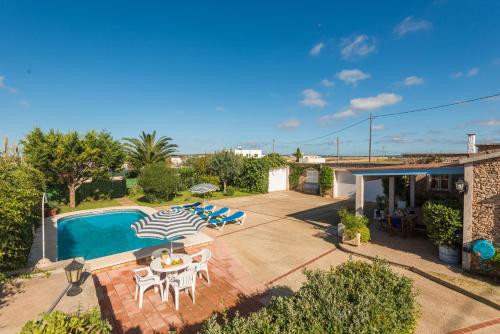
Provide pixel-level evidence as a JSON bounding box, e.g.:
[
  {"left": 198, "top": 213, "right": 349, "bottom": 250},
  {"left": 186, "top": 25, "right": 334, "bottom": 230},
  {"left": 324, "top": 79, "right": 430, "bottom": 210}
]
[
  {"left": 137, "top": 163, "right": 179, "bottom": 202},
  {"left": 22, "top": 128, "right": 125, "bottom": 208},
  {"left": 209, "top": 150, "right": 243, "bottom": 192},
  {"left": 123, "top": 131, "right": 178, "bottom": 170},
  {"left": 292, "top": 147, "right": 303, "bottom": 162}
]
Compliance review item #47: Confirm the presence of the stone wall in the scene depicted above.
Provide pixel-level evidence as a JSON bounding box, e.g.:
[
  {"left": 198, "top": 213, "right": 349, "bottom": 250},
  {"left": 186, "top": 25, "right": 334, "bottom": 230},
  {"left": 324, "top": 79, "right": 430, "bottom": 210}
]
[{"left": 471, "top": 157, "right": 500, "bottom": 243}]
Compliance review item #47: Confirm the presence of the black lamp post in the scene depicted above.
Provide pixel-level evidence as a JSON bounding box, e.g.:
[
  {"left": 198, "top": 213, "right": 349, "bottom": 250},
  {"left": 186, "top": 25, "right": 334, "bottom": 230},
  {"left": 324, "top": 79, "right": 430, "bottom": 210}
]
[
  {"left": 455, "top": 179, "right": 468, "bottom": 194},
  {"left": 64, "top": 259, "right": 84, "bottom": 296}
]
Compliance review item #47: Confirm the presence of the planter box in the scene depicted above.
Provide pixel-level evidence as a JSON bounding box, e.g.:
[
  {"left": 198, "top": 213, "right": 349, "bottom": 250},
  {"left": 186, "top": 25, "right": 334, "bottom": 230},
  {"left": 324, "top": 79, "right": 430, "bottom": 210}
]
[
  {"left": 342, "top": 232, "right": 361, "bottom": 247},
  {"left": 439, "top": 245, "right": 461, "bottom": 264}
]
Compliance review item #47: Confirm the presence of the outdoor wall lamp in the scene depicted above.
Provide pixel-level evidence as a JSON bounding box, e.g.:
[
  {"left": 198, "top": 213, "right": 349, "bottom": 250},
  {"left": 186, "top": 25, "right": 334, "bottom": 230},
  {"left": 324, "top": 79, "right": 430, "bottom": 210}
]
[
  {"left": 455, "top": 179, "right": 468, "bottom": 194},
  {"left": 64, "top": 259, "right": 84, "bottom": 296}
]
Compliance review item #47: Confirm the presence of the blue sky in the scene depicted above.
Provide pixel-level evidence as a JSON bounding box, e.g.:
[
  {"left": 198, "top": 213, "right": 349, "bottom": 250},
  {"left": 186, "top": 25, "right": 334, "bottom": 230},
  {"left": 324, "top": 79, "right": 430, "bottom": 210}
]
[{"left": 1, "top": 0, "right": 499, "bottom": 155}]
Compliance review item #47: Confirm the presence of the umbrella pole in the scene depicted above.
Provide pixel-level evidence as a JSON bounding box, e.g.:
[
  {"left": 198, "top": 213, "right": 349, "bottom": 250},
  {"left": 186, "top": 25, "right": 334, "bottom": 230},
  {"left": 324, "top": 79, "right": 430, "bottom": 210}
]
[{"left": 170, "top": 240, "right": 173, "bottom": 255}]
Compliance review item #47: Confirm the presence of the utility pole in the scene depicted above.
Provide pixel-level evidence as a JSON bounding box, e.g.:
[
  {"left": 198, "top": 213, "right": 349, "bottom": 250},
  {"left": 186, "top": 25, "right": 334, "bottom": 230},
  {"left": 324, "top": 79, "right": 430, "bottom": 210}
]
[
  {"left": 336, "top": 136, "right": 339, "bottom": 163},
  {"left": 368, "top": 113, "right": 373, "bottom": 163},
  {"left": 272, "top": 138, "right": 275, "bottom": 153}
]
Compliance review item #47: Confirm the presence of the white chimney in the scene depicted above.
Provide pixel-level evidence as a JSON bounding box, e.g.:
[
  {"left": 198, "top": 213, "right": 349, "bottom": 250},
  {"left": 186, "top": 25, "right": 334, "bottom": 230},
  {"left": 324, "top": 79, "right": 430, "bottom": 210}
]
[{"left": 467, "top": 133, "right": 477, "bottom": 154}]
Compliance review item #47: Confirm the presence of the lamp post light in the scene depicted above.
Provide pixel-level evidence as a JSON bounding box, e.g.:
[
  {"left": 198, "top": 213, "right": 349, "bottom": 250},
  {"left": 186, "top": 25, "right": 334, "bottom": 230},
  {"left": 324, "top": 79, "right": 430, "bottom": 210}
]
[
  {"left": 41, "top": 192, "right": 48, "bottom": 260},
  {"left": 64, "top": 259, "right": 84, "bottom": 296},
  {"left": 455, "top": 179, "right": 468, "bottom": 194}
]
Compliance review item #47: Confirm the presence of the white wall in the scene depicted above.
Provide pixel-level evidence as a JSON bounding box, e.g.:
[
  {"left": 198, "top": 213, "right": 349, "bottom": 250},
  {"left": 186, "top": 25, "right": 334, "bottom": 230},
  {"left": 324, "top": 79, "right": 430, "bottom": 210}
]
[
  {"left": 334, "top": 170, "right": 383, "bottom": 202},
  {"left": 268, "top": 167, "right": 288, "bottom": 192}
]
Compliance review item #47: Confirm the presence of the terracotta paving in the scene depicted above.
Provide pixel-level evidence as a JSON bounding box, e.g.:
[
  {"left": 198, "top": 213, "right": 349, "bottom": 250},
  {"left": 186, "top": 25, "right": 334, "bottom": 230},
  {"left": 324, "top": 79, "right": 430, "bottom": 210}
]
[{"left": 93, "top": 240, "right": 267, "bottom": 334}]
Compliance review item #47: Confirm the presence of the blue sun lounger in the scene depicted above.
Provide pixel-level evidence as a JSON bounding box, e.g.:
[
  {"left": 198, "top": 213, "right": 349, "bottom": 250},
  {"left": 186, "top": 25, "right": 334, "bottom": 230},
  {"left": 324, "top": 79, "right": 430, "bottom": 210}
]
[
  {"left": 199, "top": 207, "right": 230, "bottom": 220},
  {"left": 208, "top": 211, "right": 246, "bottom": 230},
  {"left": 194, "top": 204, "right": 215, "bottom": 214},
  {"left": 170, "top": 201, "right": 202, "bottom": 210}
]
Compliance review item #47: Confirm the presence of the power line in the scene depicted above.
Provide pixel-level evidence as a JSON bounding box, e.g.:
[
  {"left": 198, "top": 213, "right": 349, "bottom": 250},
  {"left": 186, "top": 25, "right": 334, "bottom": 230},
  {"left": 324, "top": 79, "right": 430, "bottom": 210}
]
[
  {"left": 373, "top": 93, "right": 500, "bottom": 119},
  {"left": 276, "top": 92, "right": 500, "bottom": 148}
]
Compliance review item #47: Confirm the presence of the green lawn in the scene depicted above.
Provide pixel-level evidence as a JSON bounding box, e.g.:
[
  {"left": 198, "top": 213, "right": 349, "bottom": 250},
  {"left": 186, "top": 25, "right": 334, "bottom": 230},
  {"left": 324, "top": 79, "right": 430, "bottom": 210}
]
[
  {"left": 59, "top": 198, "right": 122, "bottom": 213},
  {"left": 128, "top": 190, "right": 253, "bottom": 207}
]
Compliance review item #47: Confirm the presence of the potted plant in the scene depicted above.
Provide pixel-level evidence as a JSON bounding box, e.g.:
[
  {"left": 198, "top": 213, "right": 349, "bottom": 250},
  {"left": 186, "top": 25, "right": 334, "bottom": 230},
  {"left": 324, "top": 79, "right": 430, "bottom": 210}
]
[
  {"left": 339, "top": 208, "right": 371, "bottom": 246},
  {"left": 423, "top": 200, "right": 463, "bottom": 264}
]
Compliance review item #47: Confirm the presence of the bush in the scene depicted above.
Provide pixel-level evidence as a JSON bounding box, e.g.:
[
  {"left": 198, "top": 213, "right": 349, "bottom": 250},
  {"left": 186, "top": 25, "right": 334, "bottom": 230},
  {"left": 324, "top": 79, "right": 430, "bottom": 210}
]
[
  {"left": 200, "top": 260, "right": 417, "bottom": 334},
  {"left": 20, "top": 307, "right": 112, "bottom": 334},
  {"left": 226, "top": 186, "right": 236, "bottom": 196},
  {"left": 339, "top": 207, "right": 370, "bottom": 243},
  {"left": 177, "top": 167, "right": 197, "bottom": 191},
  {"left": 288, "top": 164, "right": 304, "bottom": 190},
  {"left": 236, "top": 158, "right": 269, "bottom": 193},
  {"left": 423, "top": 200, "right": 463, "bottom": 247},
  {"left": 319, "top": 167, "right": 333, "bottom": 195},
  {"left": 138, "top": 163, "right": 179, "bottom": 202},
  {"left": 491, "top": 250, "right": 500, "bottom": 269},
  {"left": 196, "top": 174, "right": 220, "bottom": 187},
  {"left": 0, "top": 159, "right": 44, "bottom": 271},
  {"left": 76, "top": 178, "right": 127, "bottom": 203}
]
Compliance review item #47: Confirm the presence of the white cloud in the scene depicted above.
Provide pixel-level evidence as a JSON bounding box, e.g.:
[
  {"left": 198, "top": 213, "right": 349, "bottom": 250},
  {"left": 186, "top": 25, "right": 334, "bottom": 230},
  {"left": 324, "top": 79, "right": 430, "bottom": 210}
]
[
  {"left": 320, "top": 79, "right": 335, "bottom": 87},
  {"left": 278, "top": 118, "right": 301, "bottom": 128},
  {"left": 0, "top": 76, "right": 17, "bottom": 93},
  {"left": 371, "top": 124, "right": 384, "bottom": 130},
  {"left": 479, "top": 119, "right": 500, "bottom": 126},
  {"left": 310, "top": 42, "right": 324, "bottom": 56},
  {"left": 393, "top": 16, "right": 433, "bottom": 37},
  {"left": 350, "top": 93, "right": 402, "bottom": 111},
  {"left": 215, "top": 106, "right": 224, "bottom": 112},
  {"left": 319, "top": 110, "right": 356, "bottom": 124},
  {"left": 300, "top": 89, "right": 327, "bottom": 108},
  {"left": 336, "top": 69, "right": 370, "bottom": 86},
  {"left": 17, "top": 100, "right": 30, "bottom": 107},
  {"left": 402, "top": 76, "right": 424, "bottom": 86},
  {"left": 451, "top": 67, "right": 479, "bottom": 79},
  {"left": 467, "top": 67, "right": 479, "bottom": 77},
  {"left": 340, "top": 35, "right": 376, "bottom": 59}
]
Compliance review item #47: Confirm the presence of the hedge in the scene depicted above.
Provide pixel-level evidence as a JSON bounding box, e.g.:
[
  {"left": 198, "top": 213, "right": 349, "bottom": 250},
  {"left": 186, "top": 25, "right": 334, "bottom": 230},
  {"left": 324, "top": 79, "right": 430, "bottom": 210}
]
[
  {"left": 319, "top": 166, "right": 334, "bottom": 195},
  {"left": 76, "top": 178, "right": 127, "bottom": 203},
  {"left": 236, "top": 154, "right": 288, "bottom": 194},
  {"left": 200, "top": 260, "right": 417, "bottom": 334},
  {"left": 0, "top": 159, "right": 44, "bottom": 271},
  {"left": 20, "top": 307, "right": 112, "bottom": 334}
]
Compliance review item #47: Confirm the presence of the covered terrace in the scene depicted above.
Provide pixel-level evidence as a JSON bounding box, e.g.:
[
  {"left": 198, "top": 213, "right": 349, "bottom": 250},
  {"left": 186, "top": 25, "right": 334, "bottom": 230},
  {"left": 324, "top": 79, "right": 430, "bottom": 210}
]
[{"left": 350, "top": 163, "right": 465, "bottom": 216}]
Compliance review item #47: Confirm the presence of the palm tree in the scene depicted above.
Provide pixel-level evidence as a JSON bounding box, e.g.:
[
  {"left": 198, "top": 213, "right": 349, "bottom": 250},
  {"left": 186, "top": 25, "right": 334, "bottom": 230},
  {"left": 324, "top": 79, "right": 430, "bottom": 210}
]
[{"left": 123, "top": 131, "right": 178, "bottom": 169}]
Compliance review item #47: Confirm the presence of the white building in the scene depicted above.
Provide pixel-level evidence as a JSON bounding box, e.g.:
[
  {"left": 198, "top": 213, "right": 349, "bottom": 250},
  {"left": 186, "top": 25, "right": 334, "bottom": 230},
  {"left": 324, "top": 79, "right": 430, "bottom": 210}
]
[
  {"left": 299, "top": 155, "right": 326, "bottom": 164},
  {"left": 234, "top": 148, "right": 263, "bottom": 158},
  {"left": 170, "top": 156, "right": 184, "bottom": 166}
]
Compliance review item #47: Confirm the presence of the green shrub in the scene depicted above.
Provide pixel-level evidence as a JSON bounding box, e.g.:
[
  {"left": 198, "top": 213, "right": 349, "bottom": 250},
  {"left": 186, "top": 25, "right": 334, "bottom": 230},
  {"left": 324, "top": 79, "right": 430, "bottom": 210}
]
[
  {"left": 288, "top": 164, "right": 304, "bottom": 190},
  {"left": 20, "top": 307, "right": 112, "bottom": 334},
  {"left": 237, "top": 158, "right": 269, "bottom": 193},
  {"left": 196, "top": 174, "right": 221, "bottom": 187},
  {"left": 226, "top": 186, "right": 237, "bottom": 196},
  {"left": 319, "top": 167, "right": 334, "bottom": 195},
  {"left": 200, "top": 260, "right": 417, "bottom": 334},
  {"left": 339, "top": 207, "right": 370, "bottom": 243},
  {"left": 423, "top": 200, "right": 463, "bottom": 247},
  {"left": 76, "top": 178, "right": 127, "bottom": 203},
  {"left": 0, "top": 159, "right": 44, "bottom": 271},
  {"left": 138, "top": 163, "right": 179, "bottom": 202},
  {"left": 177, "top": 167, "right": 197, "bottom": 191},
  {"left": 491, "top": 250, "right": 500, "bottom": 269}
]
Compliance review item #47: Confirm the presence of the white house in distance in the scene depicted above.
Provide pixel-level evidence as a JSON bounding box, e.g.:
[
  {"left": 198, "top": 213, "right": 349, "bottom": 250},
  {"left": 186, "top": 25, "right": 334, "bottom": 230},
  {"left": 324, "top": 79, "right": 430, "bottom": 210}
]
[
  {"left": 299, "top": 155, "right": 326, "bottom": 164},
  {"left": 233, "top": 147, "right": 263, "bottom": 158}
]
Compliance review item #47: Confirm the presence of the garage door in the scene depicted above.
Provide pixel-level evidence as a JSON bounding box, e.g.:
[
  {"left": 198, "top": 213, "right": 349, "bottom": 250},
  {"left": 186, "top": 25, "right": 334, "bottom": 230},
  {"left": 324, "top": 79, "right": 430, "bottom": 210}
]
[{"left": 268, "top": 167, "right": 288, "bottom": 192}]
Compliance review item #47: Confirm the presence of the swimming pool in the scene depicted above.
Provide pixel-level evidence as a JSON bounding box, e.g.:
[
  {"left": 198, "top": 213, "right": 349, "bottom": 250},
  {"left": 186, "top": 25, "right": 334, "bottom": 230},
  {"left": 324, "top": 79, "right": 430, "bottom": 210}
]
[{"left": 57, "top": 210, "right": 173, "bottom": 260}]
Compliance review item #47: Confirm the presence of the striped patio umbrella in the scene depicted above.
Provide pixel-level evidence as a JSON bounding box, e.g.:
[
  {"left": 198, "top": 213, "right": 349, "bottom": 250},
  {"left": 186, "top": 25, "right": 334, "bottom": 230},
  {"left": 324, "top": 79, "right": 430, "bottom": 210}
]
[
  {"left": 189, "top": 183, "right": 220, "bottom": 203},
  {"left": 131, "top": 209, "right": 207, "bottom": 253},
  {"left": 189, "top": 183, "right": 219, "bottom": 193}
]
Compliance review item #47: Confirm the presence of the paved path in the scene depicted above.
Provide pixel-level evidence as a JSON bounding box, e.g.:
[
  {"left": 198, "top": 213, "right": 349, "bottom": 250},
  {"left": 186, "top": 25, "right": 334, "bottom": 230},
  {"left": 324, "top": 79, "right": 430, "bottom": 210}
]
[{"left": 201, "top": 191, "right": 500, "bottom": 334}]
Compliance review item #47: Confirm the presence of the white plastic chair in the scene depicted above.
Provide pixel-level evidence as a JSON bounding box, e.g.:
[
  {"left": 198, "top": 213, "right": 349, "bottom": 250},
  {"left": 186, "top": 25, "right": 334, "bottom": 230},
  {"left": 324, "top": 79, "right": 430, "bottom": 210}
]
[
  {"left": 133, "top": 267, "right": 164, "bottom": 308},
  {"left": 189, "top": 249, "right": 212, "bottom": 283},
  {"left": 164, "top": 267, "right": 197, "bottom": 310}
]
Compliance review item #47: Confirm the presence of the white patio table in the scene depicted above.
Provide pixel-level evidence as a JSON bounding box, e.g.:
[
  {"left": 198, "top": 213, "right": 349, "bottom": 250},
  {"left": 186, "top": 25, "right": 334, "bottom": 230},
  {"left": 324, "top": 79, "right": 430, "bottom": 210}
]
[{"left": 149, "top": 254, "right": 193, "bottom": 295}]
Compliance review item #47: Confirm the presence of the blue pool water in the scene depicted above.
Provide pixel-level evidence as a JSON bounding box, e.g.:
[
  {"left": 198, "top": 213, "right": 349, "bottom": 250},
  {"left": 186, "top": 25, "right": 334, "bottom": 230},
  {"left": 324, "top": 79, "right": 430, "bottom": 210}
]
[{"left": 57, "top": 210, "right": 172, "bottom": 260}]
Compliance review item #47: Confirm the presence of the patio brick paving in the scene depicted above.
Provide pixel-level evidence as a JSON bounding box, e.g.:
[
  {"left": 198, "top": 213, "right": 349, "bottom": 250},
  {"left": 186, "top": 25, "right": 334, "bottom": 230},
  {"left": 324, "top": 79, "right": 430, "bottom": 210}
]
[{"left": 93, "top": 239, "right": 267, "bottom": 334}]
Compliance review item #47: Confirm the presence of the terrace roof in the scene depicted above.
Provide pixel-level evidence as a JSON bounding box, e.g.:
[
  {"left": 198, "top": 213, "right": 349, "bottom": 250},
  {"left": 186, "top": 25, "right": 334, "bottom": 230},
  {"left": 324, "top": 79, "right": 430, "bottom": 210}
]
[{"left": 349, "top": 163, "right": 464, "bottom": 176}]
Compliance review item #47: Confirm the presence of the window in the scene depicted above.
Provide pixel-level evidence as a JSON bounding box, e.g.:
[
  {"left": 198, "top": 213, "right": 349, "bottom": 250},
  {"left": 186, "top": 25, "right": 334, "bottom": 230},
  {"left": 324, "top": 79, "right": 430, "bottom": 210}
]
[
  {"left": 306, "top": 169, "right": 319, "bottom": 183},
  {"left": 429, "top": 174, "right": 450, "bottom": 191}
]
